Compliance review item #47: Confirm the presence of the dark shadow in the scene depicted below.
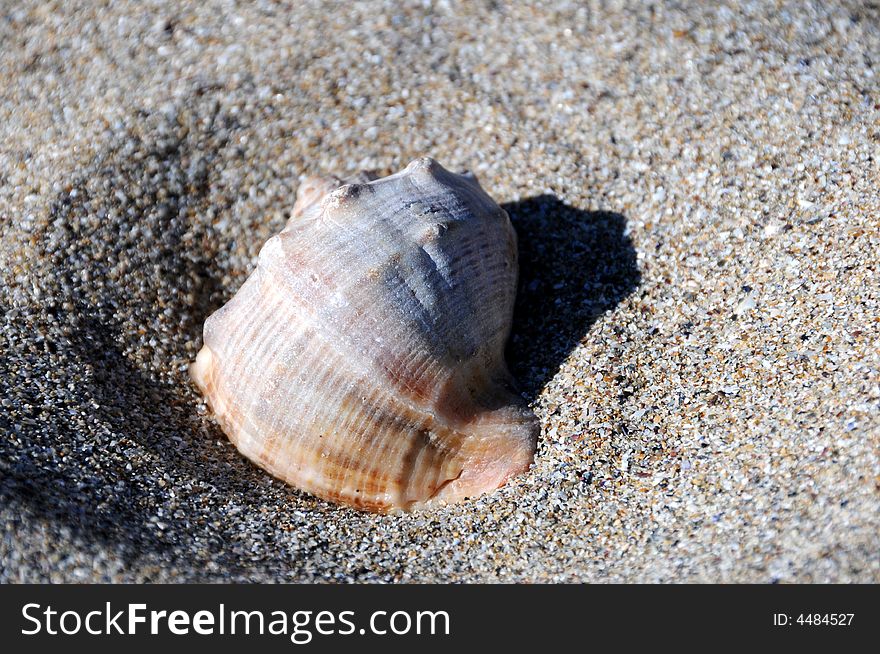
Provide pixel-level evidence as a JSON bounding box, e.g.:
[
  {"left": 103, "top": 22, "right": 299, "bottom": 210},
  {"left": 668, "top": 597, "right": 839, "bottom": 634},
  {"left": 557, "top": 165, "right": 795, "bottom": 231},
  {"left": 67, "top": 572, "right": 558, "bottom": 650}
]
[
  {"left": 0, "top": 306, "right": 275, "bottom": 578},
  {"left": 502, "top": 196, "right": 641, "bottom": 400}
]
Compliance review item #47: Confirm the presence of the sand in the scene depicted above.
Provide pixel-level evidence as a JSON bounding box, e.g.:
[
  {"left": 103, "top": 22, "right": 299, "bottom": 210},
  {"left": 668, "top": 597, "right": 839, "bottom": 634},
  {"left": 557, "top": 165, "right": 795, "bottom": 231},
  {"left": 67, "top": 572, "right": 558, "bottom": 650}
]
[{"left": 1, "top": 0, "right": 878, "bottom": 582}]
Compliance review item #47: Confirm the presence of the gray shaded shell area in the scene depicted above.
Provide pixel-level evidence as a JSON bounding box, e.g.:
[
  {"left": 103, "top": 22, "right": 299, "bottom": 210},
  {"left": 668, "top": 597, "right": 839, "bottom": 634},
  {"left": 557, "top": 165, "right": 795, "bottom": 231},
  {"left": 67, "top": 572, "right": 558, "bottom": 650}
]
[
  {"left": 285, "top": 158, "right": 518, "bottom": 373},
  {"left": 194, "top": 158, "right": 537, "bottom": 512}
]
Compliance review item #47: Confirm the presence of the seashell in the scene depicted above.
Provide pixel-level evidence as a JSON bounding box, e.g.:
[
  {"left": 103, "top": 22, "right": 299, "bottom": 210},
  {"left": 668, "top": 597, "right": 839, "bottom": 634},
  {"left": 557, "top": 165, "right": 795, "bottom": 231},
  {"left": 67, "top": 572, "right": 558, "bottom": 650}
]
[{"left": 191, "top": 157, "right": 538, "bottom": 512}]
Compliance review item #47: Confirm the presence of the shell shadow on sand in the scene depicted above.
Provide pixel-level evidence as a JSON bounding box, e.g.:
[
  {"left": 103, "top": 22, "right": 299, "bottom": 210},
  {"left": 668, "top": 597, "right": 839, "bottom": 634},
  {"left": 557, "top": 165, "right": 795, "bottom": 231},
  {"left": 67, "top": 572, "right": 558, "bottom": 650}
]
[
  {"left": 504, "top": 195, "right": 641, "bottom": 402},
  {"left": 0, "top": 100, "right": 639, "bottom": 577}
]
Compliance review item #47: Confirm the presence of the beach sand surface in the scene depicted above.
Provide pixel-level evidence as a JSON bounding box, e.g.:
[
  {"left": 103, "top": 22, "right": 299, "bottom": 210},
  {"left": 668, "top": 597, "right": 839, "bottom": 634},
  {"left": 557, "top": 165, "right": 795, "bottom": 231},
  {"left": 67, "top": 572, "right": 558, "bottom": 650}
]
[{"left": 1, "top": 0, "right": 878, "bottom": 582}]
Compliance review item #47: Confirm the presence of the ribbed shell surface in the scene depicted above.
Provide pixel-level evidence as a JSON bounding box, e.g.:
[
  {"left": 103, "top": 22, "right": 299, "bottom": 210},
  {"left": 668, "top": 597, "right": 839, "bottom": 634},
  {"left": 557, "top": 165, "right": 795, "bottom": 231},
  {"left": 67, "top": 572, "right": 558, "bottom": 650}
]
[{"left": 191, "top": 158, "right": 538, "bottom": 512}]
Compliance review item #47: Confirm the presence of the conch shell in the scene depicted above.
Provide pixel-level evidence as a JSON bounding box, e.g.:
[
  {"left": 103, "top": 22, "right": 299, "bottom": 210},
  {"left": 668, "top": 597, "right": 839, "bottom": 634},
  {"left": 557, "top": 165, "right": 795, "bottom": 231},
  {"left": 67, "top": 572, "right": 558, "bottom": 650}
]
[{"left": 191, "top": 157, "right": 538, "bottom": 512}]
